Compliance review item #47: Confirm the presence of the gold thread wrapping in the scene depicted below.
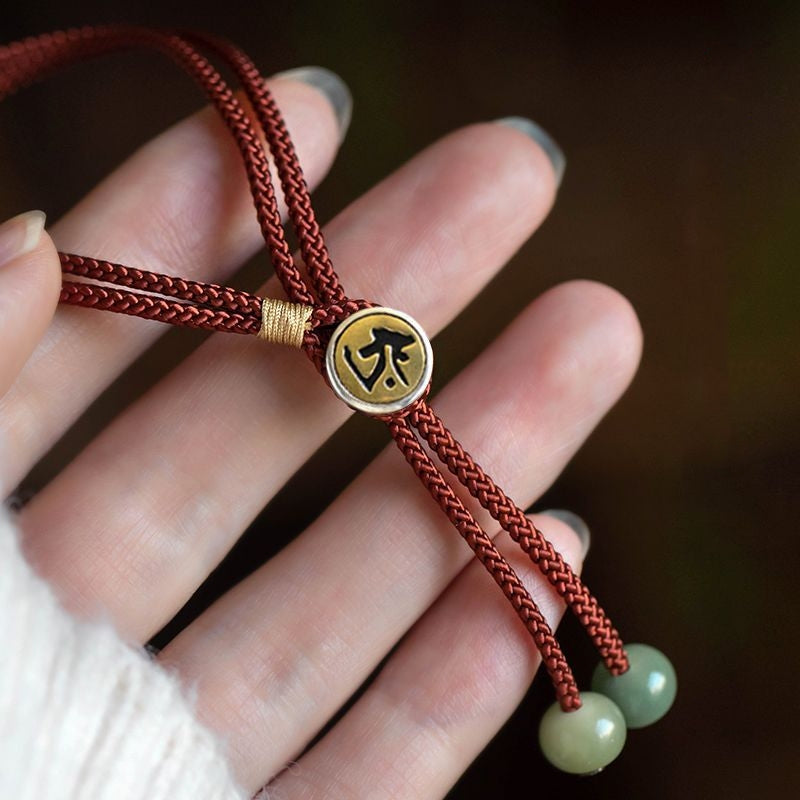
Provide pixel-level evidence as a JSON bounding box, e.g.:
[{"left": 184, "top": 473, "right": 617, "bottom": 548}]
[{"left": 257, "top": 297, "right": 313, "bottom": 348}]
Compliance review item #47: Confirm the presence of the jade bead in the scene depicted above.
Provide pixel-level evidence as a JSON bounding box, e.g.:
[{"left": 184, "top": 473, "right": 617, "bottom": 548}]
[
  {"left": 591, "top": 643, "right": 677, "bottom": 729},
  {"left": 538, "top": 692, "right": 627, "bottom": 775}
]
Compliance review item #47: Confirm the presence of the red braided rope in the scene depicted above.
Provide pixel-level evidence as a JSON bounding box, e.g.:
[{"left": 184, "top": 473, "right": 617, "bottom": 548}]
[
  {"left": 409, "top": 401, "right": 628, "bottom": 672},
  {"left": 0, "top": 26, "right": 317, "bottom": 307},
  {"left": 0, "top": 25, "right": 631, "bottom": 709},
  {"left": 388, "top": 417, "right": 581, "bottom": 707},
  {"left": 181, "top": 31, "right": 346, "bottom": 306},
  {"left": 60, "top": 253, "right": 264, "bottom": 314},
  {"left": 60, "top": 280, "right": 262, "bottom": 335}
]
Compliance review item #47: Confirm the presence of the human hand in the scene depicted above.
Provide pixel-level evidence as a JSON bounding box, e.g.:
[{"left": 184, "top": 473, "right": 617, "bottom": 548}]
[{"left": 0, "top": 69, "right": 642, "bottom": 798}]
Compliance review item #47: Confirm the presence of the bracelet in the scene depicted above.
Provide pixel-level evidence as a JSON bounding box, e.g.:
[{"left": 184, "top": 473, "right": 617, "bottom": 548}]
[{"left": 0, "top": 24, "right": 676, "bottom": 775}]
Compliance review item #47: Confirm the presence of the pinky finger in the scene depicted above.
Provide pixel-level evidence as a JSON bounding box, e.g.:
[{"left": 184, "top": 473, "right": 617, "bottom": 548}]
[
  {"left": 267, "top": 515, "right": 584, "bottom": 800},
  {"left": 0, "top": 211, "right": 61, "bottom": 399}
]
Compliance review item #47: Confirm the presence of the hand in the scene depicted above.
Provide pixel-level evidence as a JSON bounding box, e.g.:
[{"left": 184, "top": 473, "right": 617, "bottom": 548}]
[{"left": 0, "top": 70, "right": 641, "bottom": 797}]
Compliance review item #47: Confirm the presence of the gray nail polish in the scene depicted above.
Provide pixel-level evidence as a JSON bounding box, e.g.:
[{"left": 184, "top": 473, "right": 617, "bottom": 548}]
[
  {"left": 539, "top": 509, "right": 590, "bottom": 558},
  {"left": 495, "top": 116, "right": 566, "bottom": 188},
  {"left": 274, "top": 66, "right": 352, "bottom": 139}
]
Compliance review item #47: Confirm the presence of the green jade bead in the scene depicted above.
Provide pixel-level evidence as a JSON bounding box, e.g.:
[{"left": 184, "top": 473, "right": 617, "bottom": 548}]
[
  {"left": 591, "top": 643, "right": 677, "bottom": 729},
  {"left": 538, "top": 692, "right": 627, "bottom": 775}
]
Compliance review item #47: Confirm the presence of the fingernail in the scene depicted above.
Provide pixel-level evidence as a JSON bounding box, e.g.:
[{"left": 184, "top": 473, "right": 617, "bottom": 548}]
[
  {"left": 0, "top": 210, "right": 46, "bottom": 268},
  {"left": 495, "top": 117, "right": 566, "bottom": 188},
  {"left": 539, "top": 509, "right": 590, "bottom": 558},
  {"left": 274, "top": 66, "right": 352, "bottom": 139}
]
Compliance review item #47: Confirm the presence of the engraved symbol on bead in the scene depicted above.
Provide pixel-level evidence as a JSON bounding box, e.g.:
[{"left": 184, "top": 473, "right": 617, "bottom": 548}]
[
  {"left": 325, "top": 307, "right": 433, "bottom": 415},
  {"left": 343, "top": 327, "right": 415, "bottom": 392}
]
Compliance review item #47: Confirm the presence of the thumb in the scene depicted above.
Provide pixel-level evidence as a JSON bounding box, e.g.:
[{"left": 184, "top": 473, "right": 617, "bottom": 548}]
[{"left": 0, "top": 211, "right": 61, "bottom": 398}]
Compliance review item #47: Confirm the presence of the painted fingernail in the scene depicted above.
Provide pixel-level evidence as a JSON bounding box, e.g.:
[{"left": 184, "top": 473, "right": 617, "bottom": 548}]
[
  {"left": 495, "top": 117, "right": 566, "bottom": 188},
  {"left": 540, "top": 509, "right": 590, "bottom": 558},
  {"left": 273, "top": 66, "right": 352, "bottom": 139},
  {"left": 0, "top": 210, "right": 46, "bottom": 269}
]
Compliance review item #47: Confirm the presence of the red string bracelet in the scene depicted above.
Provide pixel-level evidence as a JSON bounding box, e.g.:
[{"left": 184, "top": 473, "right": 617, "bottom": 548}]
[{"left": 0, "top": 25, "right": 676, "bottom": 775}]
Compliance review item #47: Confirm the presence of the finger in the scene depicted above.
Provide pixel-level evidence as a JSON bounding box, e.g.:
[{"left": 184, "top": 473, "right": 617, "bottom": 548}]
[
  {"left": 0, "top": 212, "right": 60, "bottom": 400},
  {"left": 0, "top": 69, "right": 348, "bottom": 490},
  {"left": 160, "top": 281, "right": 642, "bottom": 791},
  {"left": 21, "top": 119, "right": 562, "bottom": 637},
  {"left": 269, "top": 517, "right": 584, "bottom": 800}
]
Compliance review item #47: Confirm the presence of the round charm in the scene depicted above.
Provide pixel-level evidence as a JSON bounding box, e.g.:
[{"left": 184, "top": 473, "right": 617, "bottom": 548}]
[
  {"left": 325, "top": 306, "right": 433, "bottom": 415},
  {"left": 591, "top": 643, "right": 677, "bottom": 729},
  {"left": 538, "top": 692, "right": 627, "bottom": 775}
]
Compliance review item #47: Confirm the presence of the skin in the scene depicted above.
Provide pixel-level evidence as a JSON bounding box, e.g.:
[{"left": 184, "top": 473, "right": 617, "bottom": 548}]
[{"left": 0, "top": 74, "right": 642, "bottom": 797}]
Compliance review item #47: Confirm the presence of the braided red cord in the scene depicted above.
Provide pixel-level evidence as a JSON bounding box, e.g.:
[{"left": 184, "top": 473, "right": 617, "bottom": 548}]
[
  {"left": 181, "top": 31, "right": 346, "bottom": 306},
  {"left": 1, "top": 25, "right": 631, "bottom": 710},
  {"left": 60, "top": 281, "right": 262, "bottom": 335},
  {"left": 60, "top": 253, "right": 264, "bottom": 314},
  {"left": 409, "top": 402, "right": 628, "bottom": 671},
  {"left": 388, "top": 417, "right": 581, "bottom": 707},
  {"left": 0, "top": 26, "right": 317, "bottom": 307}
]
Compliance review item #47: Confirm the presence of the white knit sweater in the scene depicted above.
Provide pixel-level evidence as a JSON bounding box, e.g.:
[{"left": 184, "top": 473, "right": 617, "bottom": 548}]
[{"left": 0, "top": 505, "right": 246, "bottom": 800}]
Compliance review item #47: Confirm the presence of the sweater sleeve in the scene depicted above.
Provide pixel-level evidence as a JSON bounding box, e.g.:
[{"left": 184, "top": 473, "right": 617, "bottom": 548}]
[{"left": 0, "top": 506, "right": 247, "bottom": 800}]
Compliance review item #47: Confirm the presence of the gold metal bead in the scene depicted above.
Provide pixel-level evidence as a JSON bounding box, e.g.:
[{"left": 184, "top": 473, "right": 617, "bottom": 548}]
[{"left": 325, "top": 306, "right": 433, "bottom": 415}]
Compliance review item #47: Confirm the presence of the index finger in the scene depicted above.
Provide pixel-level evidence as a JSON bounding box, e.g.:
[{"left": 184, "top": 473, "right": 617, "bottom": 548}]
[{"left": 0, "top": 69, "right": 348, "bottom": 490}]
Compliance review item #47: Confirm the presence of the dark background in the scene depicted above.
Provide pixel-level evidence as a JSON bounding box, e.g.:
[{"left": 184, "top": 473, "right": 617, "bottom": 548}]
[{"left": 2, "top": 3, "right": 799, "bottom": 798}]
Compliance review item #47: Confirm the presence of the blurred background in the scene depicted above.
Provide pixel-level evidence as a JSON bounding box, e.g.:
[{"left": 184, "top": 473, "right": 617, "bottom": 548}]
[{"left": 1, "top": 3, "right": 798, "bottom": 798}]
